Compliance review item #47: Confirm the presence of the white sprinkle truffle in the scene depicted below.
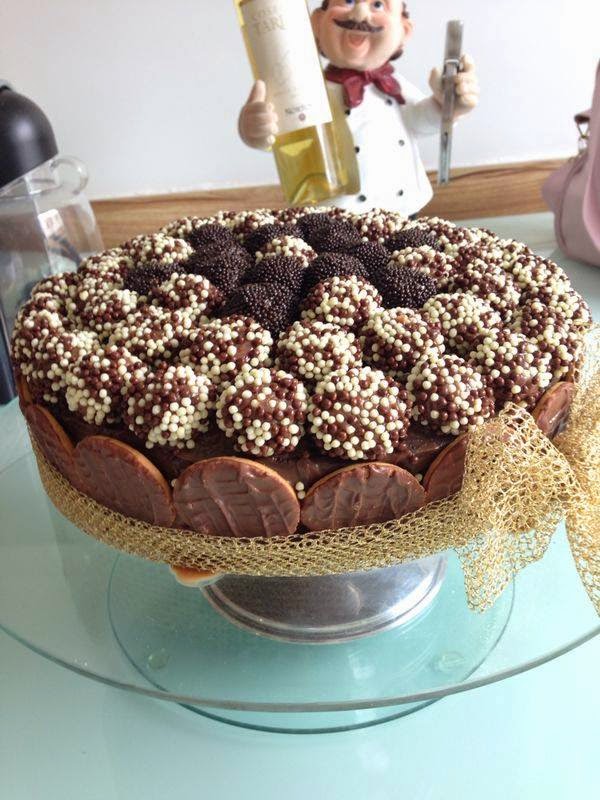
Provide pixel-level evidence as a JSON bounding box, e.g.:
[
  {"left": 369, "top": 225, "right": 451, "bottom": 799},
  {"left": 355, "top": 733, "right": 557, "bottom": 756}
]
[{"left": 216, "top": 367, "right": 308, "bottom": 457}]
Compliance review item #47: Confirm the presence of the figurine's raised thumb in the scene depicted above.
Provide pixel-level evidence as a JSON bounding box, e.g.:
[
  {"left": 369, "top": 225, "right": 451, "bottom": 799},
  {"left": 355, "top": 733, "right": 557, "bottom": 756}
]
[{"left": 247, "top": 80, "right": 267, "bottom": 105}]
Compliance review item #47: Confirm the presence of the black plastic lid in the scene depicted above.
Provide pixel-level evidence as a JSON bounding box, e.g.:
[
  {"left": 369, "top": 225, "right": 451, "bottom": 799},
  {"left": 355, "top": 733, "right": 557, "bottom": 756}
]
[{"left": 0, "top": 83, "right": 58, "bottom": 189}]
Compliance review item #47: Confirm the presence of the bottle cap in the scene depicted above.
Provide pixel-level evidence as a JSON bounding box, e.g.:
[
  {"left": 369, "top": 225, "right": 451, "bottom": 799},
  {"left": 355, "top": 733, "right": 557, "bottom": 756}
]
[{"left": 0, "top": 83, "right": 58, "bottom": 189}]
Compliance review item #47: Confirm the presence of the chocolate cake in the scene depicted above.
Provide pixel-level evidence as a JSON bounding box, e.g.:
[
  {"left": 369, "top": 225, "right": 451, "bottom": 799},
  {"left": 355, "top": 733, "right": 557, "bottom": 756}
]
[{"left": 12, "top": 206, "right": 589, "bottom": 536}]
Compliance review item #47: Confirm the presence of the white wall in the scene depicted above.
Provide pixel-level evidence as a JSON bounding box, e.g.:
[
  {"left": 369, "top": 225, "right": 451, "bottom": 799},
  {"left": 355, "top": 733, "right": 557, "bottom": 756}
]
[{"left": 1, "top": 0, "right": 598, "bottom": 200}]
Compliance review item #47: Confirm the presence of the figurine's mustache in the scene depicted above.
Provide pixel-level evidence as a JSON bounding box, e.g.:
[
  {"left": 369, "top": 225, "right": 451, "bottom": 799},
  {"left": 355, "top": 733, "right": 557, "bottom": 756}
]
[{"left": 334, "top": 19, "right": 384, "bottom": 34}]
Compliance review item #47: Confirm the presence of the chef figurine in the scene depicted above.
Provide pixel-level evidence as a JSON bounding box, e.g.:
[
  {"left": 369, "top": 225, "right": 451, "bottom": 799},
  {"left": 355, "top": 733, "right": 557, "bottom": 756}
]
[{"left": 238, "top": 0, "right": 480, "bottom": 215}]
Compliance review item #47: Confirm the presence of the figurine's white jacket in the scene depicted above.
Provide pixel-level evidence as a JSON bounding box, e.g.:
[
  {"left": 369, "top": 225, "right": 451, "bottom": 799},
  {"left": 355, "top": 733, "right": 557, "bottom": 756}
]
[{"left": 325, "top": 75, "right": 442, "bottom": 215}]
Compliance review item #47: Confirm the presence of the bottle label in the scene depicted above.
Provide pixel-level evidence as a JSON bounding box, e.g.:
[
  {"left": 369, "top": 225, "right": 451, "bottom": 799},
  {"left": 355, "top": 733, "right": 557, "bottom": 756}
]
[{"left": 241, "top": 0, "right": 332, "bottom": 135}]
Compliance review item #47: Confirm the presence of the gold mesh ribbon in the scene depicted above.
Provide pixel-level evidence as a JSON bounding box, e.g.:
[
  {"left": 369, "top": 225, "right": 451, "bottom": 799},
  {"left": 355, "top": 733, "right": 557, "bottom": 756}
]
[{"left": 31, "top": 327, "right": 600, "bottom": 613}]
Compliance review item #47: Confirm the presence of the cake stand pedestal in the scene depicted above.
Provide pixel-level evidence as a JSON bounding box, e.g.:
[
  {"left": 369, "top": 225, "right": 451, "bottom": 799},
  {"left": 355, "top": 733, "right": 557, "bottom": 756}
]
[{"left": 200, "top": 558, "right": 447, "bottom": 644}]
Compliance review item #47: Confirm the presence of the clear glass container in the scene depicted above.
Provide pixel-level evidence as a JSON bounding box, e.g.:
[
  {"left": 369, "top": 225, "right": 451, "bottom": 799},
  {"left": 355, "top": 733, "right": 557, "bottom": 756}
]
[{"left": 0, "top": 155, "right": 103, "bottom": 401}]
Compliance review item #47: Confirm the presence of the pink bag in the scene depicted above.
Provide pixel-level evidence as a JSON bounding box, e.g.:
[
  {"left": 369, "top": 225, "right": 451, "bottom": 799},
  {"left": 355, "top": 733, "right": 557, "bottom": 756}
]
[{"left": 543, "top": 60, "right": 600, "bottom": 267}]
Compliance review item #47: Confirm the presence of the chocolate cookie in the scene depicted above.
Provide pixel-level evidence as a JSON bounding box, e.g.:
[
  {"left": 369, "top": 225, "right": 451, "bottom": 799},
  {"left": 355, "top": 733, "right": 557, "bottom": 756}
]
[
  {"left": 74, "top": 436, "right": 176, "bottom": 526},
  {"left": 422, "top": 433, "right": 469, "bottom": 503},
  {"left": 173, "top": 456, "right": 300, "bottom": 537},
  {"left": 25, "top": 404, "right": 85, "bottom": 492},
  {"left": 532, "top": 382, "right": 575, "bottom": 439},
  {"left": 300, "top": 462, "right": 426, "bottom": 532}
]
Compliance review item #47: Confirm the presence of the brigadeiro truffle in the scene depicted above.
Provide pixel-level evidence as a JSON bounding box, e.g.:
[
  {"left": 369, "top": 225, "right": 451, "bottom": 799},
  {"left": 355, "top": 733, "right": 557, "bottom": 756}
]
[
  {"left": 221, "top": 282, "right": 298, "bottom": 337},
  {"left": 308, "top": 366, "right": 412, "bottom": 461},
  {"left": 350, "top": 209, "right": 405, "bottom": 243},
  {"left": 440, "top": 261, "right": 521, "bottom": 315},
  {"left": 11, "top": 309, "right": 66, "bottom": 376},
  {"left": 422, "top": 293, "right": 502, "bottom": 355},
  {"left": 65, "top": 345, "right": 142, "bottom": 425},
  {"left": 242, "top": 255, "right": 306, "bottom": 293},
  {"left": 303, "top": 252, "right": 370, "bottom": 291},
  {"left": 216, "top": 367, "right": 308, "bottom": 457},
  {"left": 243, "top": 223, "right": 302, "bottom": 256},
  {"left": 470, "top": 329, "right": 553, "bottom": 410},
  {"left": 513, "top": 299, "right": 583, "bottom": 382},
  {"left": 296, "top": 212, "right": 334, "bottom": 241},
  {"left": 386, "top": 245, "right": 453, "bottom": 282},
  {"left": 124, "top": 234, "right": 193, "bottom": 267},
  {"left": 27, "top": 330, "right": 97, "bottom": 405},
  {"left": 347, "top": 242, "right": 390, "bottom": 277},
  {"left": 305, "top": 219, "right": 362, "bottom": 253},
  {"left": 124, "top": 363, "right": 216, "bottom": 449},
  {"left": 372, "top": 263, "right": 438, "bottom": 309},
  {"left": 77, "top": 251, "right": 133, "bottom": 289},
  {"left": 384, "top": 225, "right": 440, "bottom": 252},
  {"left": 149, "top": 273, "right": 223, "bottom": 319},
  {"left": 407, "top": 352, "right": 495, "bottom": 435},
  {"left": 108, "top": 306, "right": 196, "bottom": 363},
  {"left": 229, "top": 209, "right": 277, "bottom": 240},
  {"left": 32, "top": 272, "right": 79, "bottom": 306},
  {"left": 186, "top": 223, "right": 238, "bottom": 251},
  {"left": 300, "top": 275, "right": 382, "bottom": 331},
  {"left": 71, "top": 287, "right": 140, "bottom": 335},
  {"left": 255, "top": 235, "right": 317, "bottom": 267},
  {"left": 123, "top": 260, "right": 177, "bottom": 297},
  {"left": 179, "top": 315, "right": 273, "bottom": 387},
  {"left": 276, "top": 320, "right": 362, "bottom": 383},
  {"left": 361, "top": 308, "right": 445, "bottom": 376},
  {"left": 186, "top": 245, "right": 251, "bottom": 297}
]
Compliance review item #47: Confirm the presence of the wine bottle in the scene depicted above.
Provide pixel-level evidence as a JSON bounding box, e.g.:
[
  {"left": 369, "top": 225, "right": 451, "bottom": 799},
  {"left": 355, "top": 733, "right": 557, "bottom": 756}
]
[{"left": 234, "top": 0, "right": 360, "bottom": 205}]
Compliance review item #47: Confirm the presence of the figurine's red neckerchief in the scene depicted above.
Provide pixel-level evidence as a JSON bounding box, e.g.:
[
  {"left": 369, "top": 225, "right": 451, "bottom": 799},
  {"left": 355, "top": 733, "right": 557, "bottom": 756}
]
[{"left": 324, "top": 62, "right": 406, "bottom": 109}]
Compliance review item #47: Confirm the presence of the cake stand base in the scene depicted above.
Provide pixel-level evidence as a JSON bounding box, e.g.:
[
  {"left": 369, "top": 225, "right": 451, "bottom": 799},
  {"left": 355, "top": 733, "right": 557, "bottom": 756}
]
[
  {"left": 107, "top": 554, "right": 513, "bottom": 733},
  {"left": 202, "top": 558, "right": 447, "bottom": 644}
]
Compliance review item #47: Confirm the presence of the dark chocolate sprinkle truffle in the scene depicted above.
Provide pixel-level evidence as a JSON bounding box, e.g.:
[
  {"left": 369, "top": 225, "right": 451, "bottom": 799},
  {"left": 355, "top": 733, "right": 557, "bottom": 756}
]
[
  {"left": 361, "top": 308, "right": 445, "bottom": 376},
  {"left": 277, "top": 320, "right": 362, "bottom": 383},
  {"left": 186, "top": 245, "right": 251, "bottom": 297},
  {"left": 216, "top": 367, "right": 308, "bottom": 457},
  {"left": 300, "top": 275, "right": 382, "bottom": 331},
  {"left": 179, "top": 315, "right": 273, "bottom": 387},
  {"left": 124, "top": 363, "right": 215, "bottom": 449},
  {"left": 422, "top": 293, "right": 502, "bottom": 355},
  {"left": 373, "top": 263, "right": 438, "bottom": 309},
  {"left": 186, "top": 223, "right": 237, "bottom": 251},
  {"left": 123, "top": 260, "right": 178, "bottom": 297},
  {"left": 470, "top": 329, "right": 553, "bottom": 410},
  {"left": 221, "top": 282, "right": 298, "bottom": 336},
  {"left": 347, "top": 242, "right": 390, "bottom": 278},
  {"left": 308, "top": 366, "right": 412, "bottom": 460},
  {"left": 65, "top": 345, "right": 142, "bottom": 425},
  {"left": 242, "top": 255, "right": 306, "bottom": 293},
  {"left": 407, "top": 352, "right": 495, "bottom": 435},
  {"left": 306, "top": 219, "right": 362, "bottom": 253},
  {"left": 303, "top": 252, "right": 370, "bottom": 291},
  {"left": 296, "top": 212, "right": 334, "bottom": 241},
  {"left": 243, "top": 223, "right": 303, "bottom": 256},
  {"left": 384, "top": 226, "right": 440, "bottom": 252}
]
